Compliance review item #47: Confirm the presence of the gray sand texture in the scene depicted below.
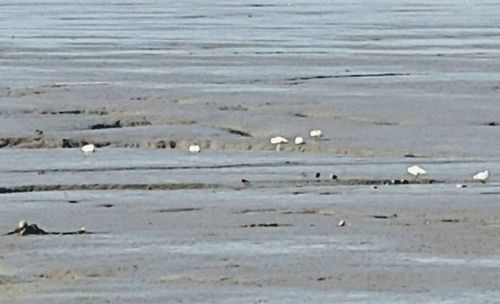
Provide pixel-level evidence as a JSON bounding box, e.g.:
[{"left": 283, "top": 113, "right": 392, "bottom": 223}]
[{"left": 1, "top": 0, "right": 500, "bottom": 303}]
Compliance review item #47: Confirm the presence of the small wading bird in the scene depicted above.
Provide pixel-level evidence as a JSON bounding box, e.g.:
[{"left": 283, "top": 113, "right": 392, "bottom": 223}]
[
  {"left": 81, "top": 143, "right": 96, "bottom": 155},
  {"left": 407, "top": 165, "right": 427, "bottom": 177},
  {"left": 270, "top": 136, "right": 288, "bottom": 151},
  {"left": 310, "top": 129, "right": 322, "bottom": 140},
  {"left": 473, "top": 170, "right": 489, "bottom": 183},
  {"left": 188, "top": 144, "right": 201, "bottom": 153}
]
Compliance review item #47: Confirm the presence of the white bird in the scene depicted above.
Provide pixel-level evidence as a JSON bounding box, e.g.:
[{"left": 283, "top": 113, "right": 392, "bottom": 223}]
[
  {"left": 310, "top": 129, "right": 323, "bottom": 139},
  {"left": 407, "top": 165, "right": 427, "bottom": 177},
  {"left": 18, "top": 220, "right": 28, "bottom": 229},
  {"left": 81, "top": 144, "right": 96, "bottom": 154},
  {"left": 294, "top": 136, "right": 305, "bottom": 145},
  {"left": 270, "top": 136, "right": 288, "bottom": 144},
  {"left": 188, "top": 144, "right": 201, "bottom": 153},
  {"left": 473, "top": 170, "right": 489, "bottom": 183},
  {"left": 270, "top": 136, "right": 288, "bottom": 151}
]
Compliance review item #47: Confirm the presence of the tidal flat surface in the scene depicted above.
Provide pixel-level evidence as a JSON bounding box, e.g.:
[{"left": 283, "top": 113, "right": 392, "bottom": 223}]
[
  {"left": 1, "top": 0, "right": 500, "bottom": 156},
  {"left": 0, "top": 149, "right": 499, "bottom": 303},
  {"left": 1, "top": 0, "right": 500, "bottom": 302}
]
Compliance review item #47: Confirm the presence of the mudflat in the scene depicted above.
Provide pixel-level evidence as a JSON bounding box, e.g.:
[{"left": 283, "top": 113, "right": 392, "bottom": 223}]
[
  {"left": 0, "top": 150, "right": 500, "bottom": 303},
  {"left": 1, "top": 0, "right": 500, "bottom": 303}
]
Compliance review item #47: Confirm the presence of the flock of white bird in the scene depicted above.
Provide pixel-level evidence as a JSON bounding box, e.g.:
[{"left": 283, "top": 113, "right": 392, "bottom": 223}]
[
  {"left": 270, "top": 129, "right": 323, "bottom": 151},
  {"left": 406, "top": 165, "right": 490, "bottom": 183},
  {"left": 81, "top": 129, "right": 323, "bottom": 155},
  {"left": 80, "top": 132, "right": 490, "bottom": 183}
]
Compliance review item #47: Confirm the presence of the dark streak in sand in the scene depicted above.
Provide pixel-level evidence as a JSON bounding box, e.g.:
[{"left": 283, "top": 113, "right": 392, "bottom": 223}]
[
  {"left": 97, "top": 204, "right": 114, "bottom": 208},
  {"left": 90, "top": 120, "right": 122, "bottom": 130},
  {"left": 221, "top": 127, "right": 253, "bottom": 137},
  {"left": 154, "top": 207, "right": 202, "bottom": 213},
  {"left": 0, "top": 183, "right": 222, "bottom": 194},
  {"left": 234, "top": 208, "right": 277, "bottom": 214},
  {"left": 240, "top": 223, "right": 291, "bottom": 228},
  {"left": 286, "top": 72, "right": 413, "bottom": 83},
  {"left": 3, "top": 161, "right": 300, "bottom": 174}
]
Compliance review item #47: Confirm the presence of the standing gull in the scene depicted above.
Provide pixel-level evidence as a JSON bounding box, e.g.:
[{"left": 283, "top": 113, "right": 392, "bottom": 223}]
[
  {"left": 407, "top": 165, "right": 426, "bottom": 177},
  {"left": 310, "top": 129, "right": 323, "bottom": 140},
  {"left": 473, "top": 170, "right": 489, "bottom": 183},
  {"left": 81, "top": 144, "right": 96, "bottom": 155},
  {"left": 188, "top": 144, "right": 201, "bottom": 153},
  {"left": 270, "top": 136, "right": 288, "bottom": 151},
  {"left": 294, "top": 136, "right": 305, "bottom": 145}
]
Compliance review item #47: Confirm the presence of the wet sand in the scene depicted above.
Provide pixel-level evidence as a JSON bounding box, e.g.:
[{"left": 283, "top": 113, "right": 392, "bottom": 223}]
[
  {"left": 1, "top": 0, "right": 500, "bottom": 157},
  {"left": 1, "top": 0, "right": 500, "bottom": 302},
  {"left": 0, "top": 150, "right": 499, "bottom": 303}
]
